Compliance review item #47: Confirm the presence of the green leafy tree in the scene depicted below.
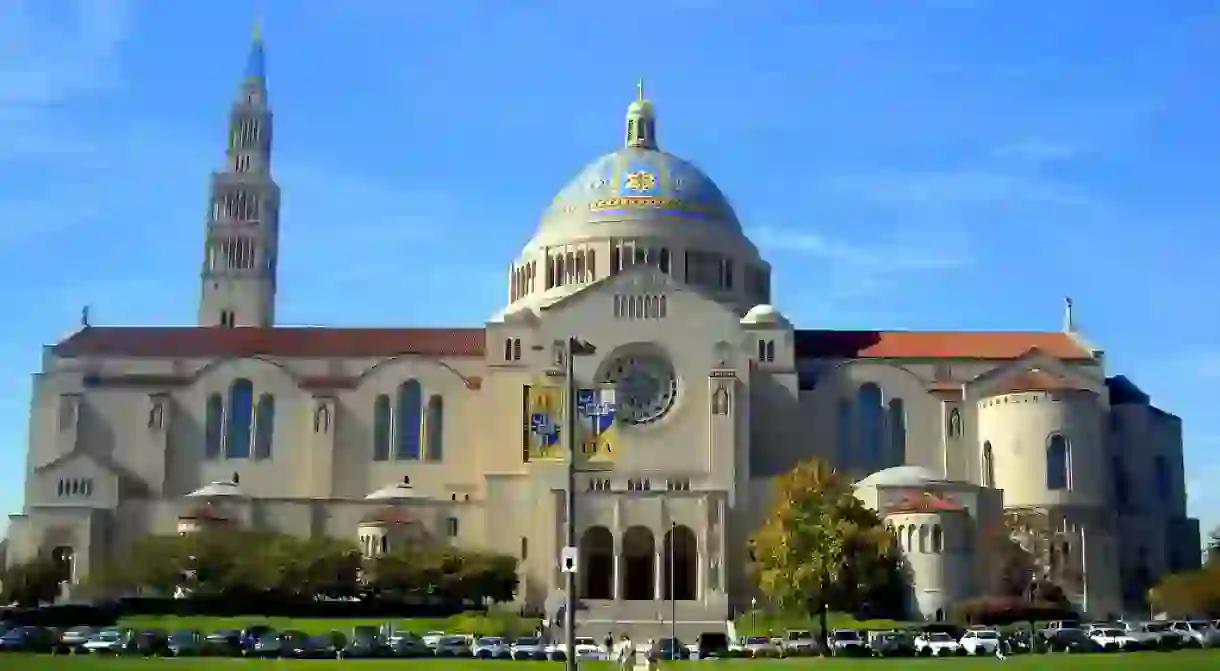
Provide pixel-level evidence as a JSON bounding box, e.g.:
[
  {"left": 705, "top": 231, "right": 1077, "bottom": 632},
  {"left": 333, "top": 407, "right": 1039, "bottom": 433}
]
[
  {"left": 749, "top": 459, "right": 900, "bottom": 650},
  {"left": 0, "top": 555, "right": 65, "bottom": 606}
]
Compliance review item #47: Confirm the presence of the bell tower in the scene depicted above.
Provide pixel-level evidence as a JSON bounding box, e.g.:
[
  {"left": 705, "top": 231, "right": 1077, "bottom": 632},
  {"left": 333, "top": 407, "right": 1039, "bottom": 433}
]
[{"left": 198, "top": 22, "right": 279, "bottom": 328}]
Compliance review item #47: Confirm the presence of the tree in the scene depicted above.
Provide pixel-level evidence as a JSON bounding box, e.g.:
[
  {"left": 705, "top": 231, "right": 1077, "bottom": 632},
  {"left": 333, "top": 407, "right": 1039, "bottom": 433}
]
[
  {"left": 1150, "top": 562, "right": 1220, "bottom": 617},
  {"left": 0, "top": 555, "right": 64, "bottom": 606},
  {"left": 1207, "top": 526, "right": 1220, "bottom": 565},
  {"left": 749, "top": 459, "right": 902, "bottom": 649}
]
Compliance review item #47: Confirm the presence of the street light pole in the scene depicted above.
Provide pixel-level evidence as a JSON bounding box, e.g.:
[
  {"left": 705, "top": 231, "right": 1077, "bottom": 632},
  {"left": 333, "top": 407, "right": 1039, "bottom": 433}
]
[
  {"left": 563, "top": 336, "right": 578, "bottom": 671},
  {"left": 670, "top": 521, "right": 677, "bottom": 660}
]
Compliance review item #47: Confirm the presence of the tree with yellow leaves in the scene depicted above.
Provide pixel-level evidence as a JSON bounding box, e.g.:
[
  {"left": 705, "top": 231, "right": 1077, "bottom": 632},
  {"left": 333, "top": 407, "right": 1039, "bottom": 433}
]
[{"left": 749, "top": 458, "right": 904, "bottom": 650}]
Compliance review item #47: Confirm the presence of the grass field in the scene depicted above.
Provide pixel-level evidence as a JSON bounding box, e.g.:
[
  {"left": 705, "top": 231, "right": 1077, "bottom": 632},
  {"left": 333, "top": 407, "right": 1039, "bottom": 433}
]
[{"left": 8, "top": 651, "right": 1220, "bottom": 670}]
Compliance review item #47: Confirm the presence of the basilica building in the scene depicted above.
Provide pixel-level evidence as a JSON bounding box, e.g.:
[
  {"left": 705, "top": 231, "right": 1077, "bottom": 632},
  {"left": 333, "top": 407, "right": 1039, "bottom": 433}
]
[{"left": 5, "top": 34, "right": 1201, "bottom": 633}]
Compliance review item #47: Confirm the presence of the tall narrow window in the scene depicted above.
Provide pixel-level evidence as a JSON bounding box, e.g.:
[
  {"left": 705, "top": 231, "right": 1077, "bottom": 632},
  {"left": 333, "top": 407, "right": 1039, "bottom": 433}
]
[
  {"left": 426, "top": 394, "right": 444, "bottom": 461},
  {"left": 836, "top": 399, "right": 853, "bottom": 470},
  {"left": 373, "top": 395, "right": 391, "bottom": 461},
  {"left": 225, "top": 379, "right": 254, "bottom": 458},
  {"left": 1154, "top": 455, "right": 1171, "bottom": 502},
  {"left": 1113, "top": 456, "right": 1129, "bottom": 506},
  {"left": 204, "top": 394, "right": 224, "bottom": 459},
  {"left": 982, "top": 441, "right": 995, "bottom": 488},
  {"left": 1046, "top": 434, "right": 1070, "bottom": 490},
  {"left": 887, "top": 398, "right": 906, "bottom": 466},
  {"left": 253, "top": 394, "right": 275, "bottom": 459},
  {"left": 395, "top": 380, "right": 423, "bottom": 460},
  {"left": 857, "top": 383, "right": 884, "bottom": 470}
]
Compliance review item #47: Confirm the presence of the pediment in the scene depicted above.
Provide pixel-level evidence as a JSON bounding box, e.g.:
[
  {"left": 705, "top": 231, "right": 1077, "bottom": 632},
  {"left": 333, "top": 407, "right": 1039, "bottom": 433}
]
[
  {"left": 966, "top": 348, "right": 1105, "bottom": 399},
  {"left": 34, "top": 450, "right": 146, "bottom": 495}
]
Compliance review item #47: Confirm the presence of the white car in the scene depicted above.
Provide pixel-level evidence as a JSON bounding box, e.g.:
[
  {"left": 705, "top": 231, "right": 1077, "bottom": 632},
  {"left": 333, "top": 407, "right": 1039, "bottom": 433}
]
[
  {"left": 550, "top": 637, "right": 607, "bottom": 661},
  {"left": 1089, "top": 628, "right": 1135, "bottom": 651},
  {"left": 959, "top": 629, "right": 1002, "bottom": 655},
  {"left": 915, "top": 632, "right": 961, "bottom": 656},
  {"left": 82, "top": 629, "right": 127, "bottom": 654},
  {"left": 828, "top": 629, "right": 867, "bottom": 656},
  {"left": 421, "top": 631, "right": 446, "bottom": 649}
]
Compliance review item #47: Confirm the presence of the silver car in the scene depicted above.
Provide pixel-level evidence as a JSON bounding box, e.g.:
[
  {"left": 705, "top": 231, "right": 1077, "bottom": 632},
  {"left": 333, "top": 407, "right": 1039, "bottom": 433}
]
[
  {"left": 472, "top": 636, "right": 510, "bottom": 659},
  {"left": 742, "top": 635, "right": 781, "bottom": 658},
  {"left": 781, "top": 629, "right": 818, "bottom": 656},
  {"left": 1170, "top": 621, "right": 1220, "bottom": 647},
  {"left": 511, "top": 636, "right": 547, "bottom": 660},
  {"left": 434, "top": 635, "right": 472, "bottom": 657}
]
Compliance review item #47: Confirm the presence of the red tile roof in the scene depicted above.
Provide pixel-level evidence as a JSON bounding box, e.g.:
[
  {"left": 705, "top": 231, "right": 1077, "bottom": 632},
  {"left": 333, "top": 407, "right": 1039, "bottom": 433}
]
[
  {"left": 794, "top": 330, "right": 1092, "bottom": 360},
  {"left": 360, "top": 506, "right": 417, "bottom": 525},
  {"left": 51, "top": 327, "right": 1092, "bottom": 362},
  {"left": 886, "top": 491, "right": 964, "bottom": 515},
  {"left": 53, "top": 327, "right": 486, "bottom": 358},
  {"left": 988, "top": 369, "right": 1089, "bottom": 396}
]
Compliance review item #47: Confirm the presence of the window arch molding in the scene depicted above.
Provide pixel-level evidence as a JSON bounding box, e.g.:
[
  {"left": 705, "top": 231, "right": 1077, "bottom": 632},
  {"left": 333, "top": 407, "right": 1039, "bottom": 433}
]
[{"left": 355, "top": 355, "right": 480, "bottom": 390}]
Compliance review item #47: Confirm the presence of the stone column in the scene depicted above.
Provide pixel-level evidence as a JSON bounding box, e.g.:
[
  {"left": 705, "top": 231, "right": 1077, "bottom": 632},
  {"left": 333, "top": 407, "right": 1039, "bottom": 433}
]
[{"left": 654, "top": 549, "right": 663, "bottom": 600}]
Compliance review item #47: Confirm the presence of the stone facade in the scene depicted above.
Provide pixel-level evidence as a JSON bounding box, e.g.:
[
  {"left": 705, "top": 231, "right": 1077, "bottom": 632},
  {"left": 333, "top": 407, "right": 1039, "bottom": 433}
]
[{"left": 3, "top": 35, "right": 1201, "bottom": 633}]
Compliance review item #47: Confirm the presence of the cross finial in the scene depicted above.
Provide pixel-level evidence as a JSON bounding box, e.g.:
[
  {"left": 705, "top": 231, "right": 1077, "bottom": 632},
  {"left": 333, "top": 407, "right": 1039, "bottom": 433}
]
[
  {"left": 637, "top": 79, "right": 645, "bottom": 101},
  {"left": 253, "top": 0, "right": 264, "bottom": 41},
  {"left": 1063, "top": 296, "right": 1075, "bottom": 332}
]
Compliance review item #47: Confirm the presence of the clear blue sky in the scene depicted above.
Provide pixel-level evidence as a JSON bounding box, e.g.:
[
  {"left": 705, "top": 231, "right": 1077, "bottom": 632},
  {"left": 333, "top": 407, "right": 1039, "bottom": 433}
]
[{"left": 1, "top": 0, "right": 1218, "bottom": 542}]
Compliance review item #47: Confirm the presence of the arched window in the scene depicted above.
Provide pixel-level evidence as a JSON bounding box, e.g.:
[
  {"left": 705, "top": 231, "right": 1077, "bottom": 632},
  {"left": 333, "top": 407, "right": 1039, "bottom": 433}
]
[
  {"left": 857, "top": 383, "right": 884, "bottom": 469},
  {"left": 888, "top": 398, "right": 906, "bottom": 466},
  {"left": 225, "top": 379, "right": 254, "bottom": 459},
  {"left": 1154, "top": 455, "right": 1171, "bottom": 502},
  {"left": 919, "top": 525, "right": 929, "bottom": 553},
  {"left": 373, "top": 395, "right": 391, "bottom": 461},
  {"left": 836, "top": 398, "right": 853, "bottom": 470},
  {"left": 253, "top": 394, "right": 275, "bottom": 459},
  {"left": 1046, "top": 434, "right": 1070, "bottom": 490},
  {"left": 204, "top": 393, "right": 224, "bottom": 459},
  {"left": 932, "top": 525, "right": 944, "bottom": 553},
  {"left": 426, "top": 394, "right": 444, "bottom": 461},
  {"left": 981, "top": 441, "right": 995, "bottom": 487},
  {"left": 395, "top": 380, "right": 423, "bottom": 460}
]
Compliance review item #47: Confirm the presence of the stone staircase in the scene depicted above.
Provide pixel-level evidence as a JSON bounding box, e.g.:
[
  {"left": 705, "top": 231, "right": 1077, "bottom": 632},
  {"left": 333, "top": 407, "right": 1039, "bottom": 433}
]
[{"left": 573, "top": 599, "right": 729, "bottom": 641}]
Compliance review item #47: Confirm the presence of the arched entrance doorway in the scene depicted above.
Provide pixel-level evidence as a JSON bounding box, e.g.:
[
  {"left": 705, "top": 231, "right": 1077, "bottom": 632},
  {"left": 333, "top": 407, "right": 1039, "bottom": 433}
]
[
  {"left": 579, "top": 526, "right": 614, "bottom": 599},
  {"left": 51, "top": 546, "right": 75, "bottom": 584},
  {"left": 662, "top": 525, "right": 698, "bottom": 600},
  {"left": 621, "top": 526, "right": 655, "bottom": 600}
]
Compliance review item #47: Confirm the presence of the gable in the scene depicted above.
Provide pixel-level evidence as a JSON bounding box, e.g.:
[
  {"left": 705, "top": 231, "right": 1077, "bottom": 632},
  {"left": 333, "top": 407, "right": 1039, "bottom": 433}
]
[
  {"left": 34, "top": 450, "right": 147, "bottom": 497},
  {"left": 966, "top": 349, "right": 1105, "bottom": 399}
]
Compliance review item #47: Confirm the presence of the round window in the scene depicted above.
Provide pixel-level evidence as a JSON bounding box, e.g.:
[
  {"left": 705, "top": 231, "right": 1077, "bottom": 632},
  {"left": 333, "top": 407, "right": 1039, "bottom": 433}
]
[{"left": 600, "top": 353, "right": 678, "bottom": 425}]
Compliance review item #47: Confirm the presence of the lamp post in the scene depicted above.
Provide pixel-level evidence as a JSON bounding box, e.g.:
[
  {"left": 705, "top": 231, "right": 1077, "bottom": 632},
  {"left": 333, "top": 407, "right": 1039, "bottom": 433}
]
[
  {"left": 562, "top": 337, "right": 596, "bottom": 671},
  {"left": 750, "top": 597, "right": 757, "bottom": 634},
  {"left": 670, "top": 521, "right": 677, "bottom": 660}
]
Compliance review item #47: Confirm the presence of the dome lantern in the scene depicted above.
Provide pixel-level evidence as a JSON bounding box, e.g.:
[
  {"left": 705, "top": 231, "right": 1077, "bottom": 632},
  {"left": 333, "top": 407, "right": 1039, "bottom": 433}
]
[{"left": 626, "top": 80, "right": 658, "bottom": 150}]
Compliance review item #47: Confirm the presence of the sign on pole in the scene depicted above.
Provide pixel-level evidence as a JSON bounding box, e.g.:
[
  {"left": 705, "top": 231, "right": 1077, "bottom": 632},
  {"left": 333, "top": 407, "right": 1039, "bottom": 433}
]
[{"left": 560, "top": 546, "right": 579, "bottom": 574}]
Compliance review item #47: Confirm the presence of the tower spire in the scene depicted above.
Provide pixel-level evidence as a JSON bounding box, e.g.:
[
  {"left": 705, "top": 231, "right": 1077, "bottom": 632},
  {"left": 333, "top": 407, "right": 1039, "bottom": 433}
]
[
  {"left": 625, "top": 81, "right": 658, "bottom": 150},
  {"left": 197, "top": 22, "right": 280, "bottom": 328}
]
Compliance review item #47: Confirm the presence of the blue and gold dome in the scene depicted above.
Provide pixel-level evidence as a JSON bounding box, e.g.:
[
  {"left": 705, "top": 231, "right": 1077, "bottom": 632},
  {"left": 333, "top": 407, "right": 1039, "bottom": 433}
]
[
  {"left": 538, "top": 85, "right": 741, "bottom": 234},
  {"left": 542, "top": 148, "right": 741, "bottom": 232}
]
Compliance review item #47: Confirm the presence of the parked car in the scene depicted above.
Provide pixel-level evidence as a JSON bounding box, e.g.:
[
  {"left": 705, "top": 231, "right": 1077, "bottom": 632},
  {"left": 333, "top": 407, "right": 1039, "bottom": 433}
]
[
  {"left": 387, "top": 632, "right": 428, "bottom": 658},
  {"left": 959, "top": 629, "right": 1002, "bottom": 655},
  {"left": 249, "top": 631, "right": 289, "bottom": 658},
  {"left": 1088, "top": 628, "right": 1134, "bottom": 651},
  {"left": 421, "top": 630, "right": 447, "bottom": 649},
  {"left": 434, "top": 635, "right": 472, "bottom": 657},
  {"left": 342, "top": 627, "right": 390, "bottom": 658},
  {"left": 167, "top": 629, "right": 206, "bottom": 656},
  {"left": 829, "top": 629, "right": 868, "bottom": 656},
  {"left": 238, "top": 625, "right": 275, "bottom": 655},
  {"left": 780, "top": 629, "right": 818, "bottom": 657},
  {"left": 1116, "top": 621, "right": 1174, "bottom": 651},
  {"left": 1041, "top": 620, "right": 1081, "bottom": 641},
  {"left": 737, "top": 635, "right": 776, "bottom": 658},
  {"left": 1047, "top": 628, "right": 1100, "bottom": 653},
  {"left": 1170, "top": 620, "right": 1220, "bottom": 647},
  {"left": 648, "top": 637, "right": 690, "bottom": 661},
  {"left": 915, "top": 632, "right": 961, "bottom": 656},
  {"left": 550, "top": 637, "right": 605, "bottom": 662},
  {"left": 472, "top": 636, "right": 510, "bottom": 659},
  {"left": 129, "top": 629, "right": 172, "bottom": 656},
  {"left": 511, "top": 636, "right": 547, "bottom": 660},
  {"left": 201, "top": 629, "right": 242, "bottom": 657},
  {"left": 869, "top": 631, "right": 916, "bottom": 657},
  {"left": 58, "top": 626, "right": 96, "bottom": 653},
  {"left": 0, "top": 626, "right": 57, "bottom": 653},
  {"left": 695, "top": 632, "right": 732, "bottom": 659},
  {"left": 82, "top": 629, "right": 129, "bottom": 655}
]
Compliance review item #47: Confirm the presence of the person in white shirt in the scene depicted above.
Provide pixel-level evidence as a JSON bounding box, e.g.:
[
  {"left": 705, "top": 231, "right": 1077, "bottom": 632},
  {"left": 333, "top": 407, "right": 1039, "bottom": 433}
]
[{"left": 616, "top": 634, "right": 634, "bottom": 671}]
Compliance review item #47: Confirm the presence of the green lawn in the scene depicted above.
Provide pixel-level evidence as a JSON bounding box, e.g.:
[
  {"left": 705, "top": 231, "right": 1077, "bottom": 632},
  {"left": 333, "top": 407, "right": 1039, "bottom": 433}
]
[{"left": 8, "top": 652, "right": 1220, "bottom": 670}]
